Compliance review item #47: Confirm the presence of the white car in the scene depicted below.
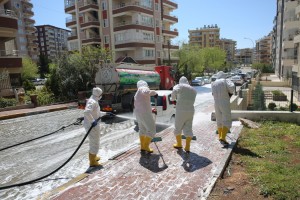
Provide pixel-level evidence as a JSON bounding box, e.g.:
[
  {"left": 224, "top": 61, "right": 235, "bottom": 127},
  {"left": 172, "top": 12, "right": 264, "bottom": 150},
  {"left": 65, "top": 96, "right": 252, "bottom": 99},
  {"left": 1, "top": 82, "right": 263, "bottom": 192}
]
[
  {"left": 150, "top": 90, "right": 176, "bottom": 124},
  {"left": 191, "top": 77, "right": 205, "bottom": 86},
  {"left": 230, "top": 75, "right": 244, "bottom": 86}
]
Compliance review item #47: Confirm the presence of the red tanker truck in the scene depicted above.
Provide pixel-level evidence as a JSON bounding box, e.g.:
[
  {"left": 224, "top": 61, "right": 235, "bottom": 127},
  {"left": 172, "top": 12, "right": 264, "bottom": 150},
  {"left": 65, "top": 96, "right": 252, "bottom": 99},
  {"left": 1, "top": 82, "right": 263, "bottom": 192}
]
[{"left": 78, "top": 63, "right": 176, "bottom": 112}]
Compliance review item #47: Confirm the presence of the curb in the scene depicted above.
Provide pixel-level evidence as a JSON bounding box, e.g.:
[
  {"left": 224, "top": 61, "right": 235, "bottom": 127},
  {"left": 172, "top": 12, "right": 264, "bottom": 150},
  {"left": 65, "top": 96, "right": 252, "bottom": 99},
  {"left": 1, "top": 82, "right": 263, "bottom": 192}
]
[{"left": 0, "top": 104, "right": 78, "bottom": 120}]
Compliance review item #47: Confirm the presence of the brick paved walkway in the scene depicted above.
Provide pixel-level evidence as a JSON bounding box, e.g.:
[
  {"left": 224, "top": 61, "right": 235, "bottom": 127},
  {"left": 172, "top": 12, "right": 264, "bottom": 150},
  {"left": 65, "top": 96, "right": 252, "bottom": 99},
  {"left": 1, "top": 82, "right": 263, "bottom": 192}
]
[{"left": 42, "top": 104, "right": 243, "bottom": 200}]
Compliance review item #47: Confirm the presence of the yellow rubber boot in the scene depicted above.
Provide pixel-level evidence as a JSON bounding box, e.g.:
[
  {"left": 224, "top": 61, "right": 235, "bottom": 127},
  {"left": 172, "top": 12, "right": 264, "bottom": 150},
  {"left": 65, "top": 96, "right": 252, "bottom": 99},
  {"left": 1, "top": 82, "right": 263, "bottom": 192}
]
[
  {"left": 173, "top": 134, "right": 183, "bottom": 149},
  {"left": 184, "top": 137, "right": 192, "bottom": 152},
  {"left": 218, "top": 127, "right": 222, "bottom": 140},
  {"left": 140, "top": 135, "right": 145, "bottom": 151},
  {"left": 89, "top": 153, "right": 101, "bottom": 167},
  {"left": 220, "top": 127, "right": 229, "bottom": 145},
  {"left": 95, "top": 155, "right": 100, "bottom": 161},
  {"left": 143, "top": 136, "right": 153, "bottom": 153}
]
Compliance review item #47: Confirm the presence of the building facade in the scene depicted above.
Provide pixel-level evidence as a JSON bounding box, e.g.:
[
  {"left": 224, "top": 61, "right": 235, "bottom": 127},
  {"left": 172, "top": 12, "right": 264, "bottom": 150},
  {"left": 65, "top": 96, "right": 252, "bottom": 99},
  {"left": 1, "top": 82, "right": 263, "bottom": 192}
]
[
  {"left": 64, "top": 0, "right": 179, "bottom": 66},
  {"left": 235, "top": 48, "right": 253, "bottom": 66},
  {"left": 35, "top": 25, "right": 70, "bottom": 61},
  {"left": 219, "top": 38, "right": 236, "bottom": 65},
  {"left": 256, "top": 33, "right": 272, "bottom": 64},
  {"left": 188, "top": 24, "right": 220, "bottom": 48},
  {"left": 273, "top": 0, "right": 300, "bottom": 80},
  {"left": 0, "top": 0, "right": 37, "bottom": 91}
]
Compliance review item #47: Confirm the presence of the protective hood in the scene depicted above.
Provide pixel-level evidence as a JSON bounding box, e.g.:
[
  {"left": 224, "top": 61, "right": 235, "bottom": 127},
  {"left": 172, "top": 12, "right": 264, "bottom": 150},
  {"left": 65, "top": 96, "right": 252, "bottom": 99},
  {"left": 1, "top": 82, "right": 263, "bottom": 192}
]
[
  {"left": 216, "top": 71, "right": 225, "bottom": 79},
  {"left": 137, "top": 80, "right": 148, "bottom": 88},
  {"left": 92, "top": 87, "right": 103, "bottom": 100},
  {"left": 179, "top": 76, "right": 189, "bottom": 85}
]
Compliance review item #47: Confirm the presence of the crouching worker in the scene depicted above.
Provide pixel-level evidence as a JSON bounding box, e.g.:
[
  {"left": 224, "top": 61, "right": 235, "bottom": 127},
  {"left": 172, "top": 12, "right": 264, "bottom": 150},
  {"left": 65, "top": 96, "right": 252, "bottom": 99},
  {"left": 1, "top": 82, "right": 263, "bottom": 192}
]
[
  {"left": 83, "top": 87, "right": 103, "bottom": 167},
  {"left": 171, "top": 76, "right": 197, "bottom": 152},
  {"left": 134, "top": 80, "right": 158, "bottom": 153},
  {"left": 211, "top": 71, "right": 235, "bottom": 146}
]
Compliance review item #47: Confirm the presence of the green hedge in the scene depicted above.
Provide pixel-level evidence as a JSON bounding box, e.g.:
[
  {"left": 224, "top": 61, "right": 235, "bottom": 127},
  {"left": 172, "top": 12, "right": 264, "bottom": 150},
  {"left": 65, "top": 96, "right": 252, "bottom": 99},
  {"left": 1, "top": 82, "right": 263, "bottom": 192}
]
[{"left": 0, "top": 98, "right": 17, "bottom": 108}]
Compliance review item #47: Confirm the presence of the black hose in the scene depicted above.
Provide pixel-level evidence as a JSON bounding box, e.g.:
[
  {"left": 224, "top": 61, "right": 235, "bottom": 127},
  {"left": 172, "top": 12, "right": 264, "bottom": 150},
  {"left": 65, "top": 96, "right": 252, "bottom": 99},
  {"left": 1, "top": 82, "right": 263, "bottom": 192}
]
[
  {"left": 0, "top": 116, "right": 101, "bottom": 191},
  {"left": 0, "top": 117, "right": 84, "bottom": 152}
]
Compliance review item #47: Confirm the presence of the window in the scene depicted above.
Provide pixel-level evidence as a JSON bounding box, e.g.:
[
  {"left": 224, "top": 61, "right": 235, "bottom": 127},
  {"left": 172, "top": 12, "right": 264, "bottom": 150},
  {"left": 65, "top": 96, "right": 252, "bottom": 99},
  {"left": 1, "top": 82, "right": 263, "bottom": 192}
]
[
  {"left": 103, "top": 19, "right": 108, "bottom": 27},
  {"left": 155, "top": 3, "right": 159, "bottom": 10},
  {"left": 140, "top": 0, "right": 152, "bottom": 8},
  {"left": 104, "top": 35, "right": 109, "bottom": 44},
  {"left": 157, "top": 51, "right": 161, "bottom": 58},
  {"left": 102, "top": 1, "right": 107, "bottom": 10},
  {"left": 143, "top": 49, "right": 154, "bottom": 57},
  {"left": 143, "top": 32, "right": 154, "bottom": 41}
]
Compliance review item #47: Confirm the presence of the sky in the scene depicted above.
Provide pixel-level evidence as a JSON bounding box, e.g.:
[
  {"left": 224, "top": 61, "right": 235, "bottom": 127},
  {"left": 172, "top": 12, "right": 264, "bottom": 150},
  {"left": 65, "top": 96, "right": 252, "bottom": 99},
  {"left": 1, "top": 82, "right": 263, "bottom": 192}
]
[{"left": 31, "top": 0, "right": 276, "bottom": 49}]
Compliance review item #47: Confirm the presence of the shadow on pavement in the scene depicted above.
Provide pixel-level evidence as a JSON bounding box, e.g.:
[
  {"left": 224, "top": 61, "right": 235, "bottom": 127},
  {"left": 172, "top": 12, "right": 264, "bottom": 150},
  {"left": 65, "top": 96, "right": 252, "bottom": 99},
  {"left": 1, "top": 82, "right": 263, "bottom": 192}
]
[
  {"left": 139, "top": 153, "right": 168, "bottom": 172},
  {"left": 176, "top": 149, "right": 212, "bottom": 172},
  {"left": 85, "top": 165, "right": 104, "bottom": 174}
]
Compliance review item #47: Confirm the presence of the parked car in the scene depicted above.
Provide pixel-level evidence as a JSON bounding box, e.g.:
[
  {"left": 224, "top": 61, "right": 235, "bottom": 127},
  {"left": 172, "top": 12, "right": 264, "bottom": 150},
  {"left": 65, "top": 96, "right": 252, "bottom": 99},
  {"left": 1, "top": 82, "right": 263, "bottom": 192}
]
[
  {"left": 191, "top": 77, "right": 205, "bottom": 86},
  {"left": 203, "top": 76, "right": 211, "bottom": 84},
  {"left": 31, "top": 78, "right": 47, "bottom": 85},
  {"left": 150, "top": 90, "right": 176, "bottom": 123},
  {"left": 210, "top": 74, "right": 218, "bottom": 82},
  {"left": 230, "top": 75, "right": 244, "bottom": 86}
]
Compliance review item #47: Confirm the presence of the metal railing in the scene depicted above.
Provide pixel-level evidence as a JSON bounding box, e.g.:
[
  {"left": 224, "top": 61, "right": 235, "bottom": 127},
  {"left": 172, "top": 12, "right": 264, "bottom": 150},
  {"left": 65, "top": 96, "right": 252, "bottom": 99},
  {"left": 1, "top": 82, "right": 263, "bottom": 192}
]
[{"left": 0, "top": 50, "right": 19, "bottom": 57}]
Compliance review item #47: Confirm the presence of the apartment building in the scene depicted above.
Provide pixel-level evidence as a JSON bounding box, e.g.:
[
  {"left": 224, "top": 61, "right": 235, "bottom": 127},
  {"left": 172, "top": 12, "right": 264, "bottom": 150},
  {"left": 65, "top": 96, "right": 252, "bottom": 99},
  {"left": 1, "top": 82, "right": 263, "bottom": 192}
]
[
  {"left": 235, "top": 48, "right": 253, "bottom": 65},
  {"left": 35, "top": 25, "right": 70, "bottom": 61},
  {"left": 256, "top": 33, "right": 272, "bottom": 64},
  {"left": 64, "top": 0, "right": 179, "bottom": 66},
  {"left": 0, "top": 0, "right": 37, "bottom": 94},
  {"left": 273, "top": 0, "right": 300, "bottom": 80},
  {"left": 188, "top": 24, "right": 221, "bottom": 48},
  {"left": 219, "top": 38, "right": 236, "bottom": 65}
]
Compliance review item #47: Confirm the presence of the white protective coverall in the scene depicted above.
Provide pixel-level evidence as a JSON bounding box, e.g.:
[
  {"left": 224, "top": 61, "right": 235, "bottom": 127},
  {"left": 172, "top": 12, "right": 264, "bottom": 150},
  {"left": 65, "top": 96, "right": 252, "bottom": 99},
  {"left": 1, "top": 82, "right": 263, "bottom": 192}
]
[
  {"left": 83, "top": 87, "right": 102, "bottom": 155},
  {"left": 134, "top": 80, "right": 157, "bottom": 138},
  {"left": 171, "top": 76, "right": 197, "bottom": 137},
  {"left": 211, "top": 71, "right": 235, "bottom": 143}
]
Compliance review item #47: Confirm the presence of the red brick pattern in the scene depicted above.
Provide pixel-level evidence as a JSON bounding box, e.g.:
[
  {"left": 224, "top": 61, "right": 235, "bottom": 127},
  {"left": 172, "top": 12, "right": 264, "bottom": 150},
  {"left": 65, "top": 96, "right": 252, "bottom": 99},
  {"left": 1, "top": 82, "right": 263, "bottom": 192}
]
[{"left": 49, "top": 104, "right": 243, "bottom": 199}]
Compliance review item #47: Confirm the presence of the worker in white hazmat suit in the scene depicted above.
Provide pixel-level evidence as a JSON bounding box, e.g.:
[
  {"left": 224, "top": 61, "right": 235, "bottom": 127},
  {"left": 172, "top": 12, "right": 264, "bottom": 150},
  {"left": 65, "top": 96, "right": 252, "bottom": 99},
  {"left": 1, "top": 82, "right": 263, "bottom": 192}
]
[
  {"left": 83, "top": 87, "right": 102, "bottom": 167},
  {"left": 134, "top": 80, "right": 158, "bottom": 153},
  {"left": 211, "top": 71, "right": 235, "bottom": 145},
  {"left": 171, "top": 76, "right": 197, "bottom": 152}
]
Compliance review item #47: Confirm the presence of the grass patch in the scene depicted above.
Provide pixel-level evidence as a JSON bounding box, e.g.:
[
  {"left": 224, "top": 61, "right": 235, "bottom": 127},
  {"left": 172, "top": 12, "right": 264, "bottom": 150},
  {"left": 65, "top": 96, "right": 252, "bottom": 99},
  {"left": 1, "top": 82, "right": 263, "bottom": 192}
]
[{"left": 237, "top": 121, "right": 300, "bottom": 199}]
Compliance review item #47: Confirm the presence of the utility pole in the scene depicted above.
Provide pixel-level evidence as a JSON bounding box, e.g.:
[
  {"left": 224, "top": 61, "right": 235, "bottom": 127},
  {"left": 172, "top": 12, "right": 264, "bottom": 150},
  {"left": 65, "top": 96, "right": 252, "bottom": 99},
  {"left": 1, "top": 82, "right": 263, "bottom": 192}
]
[{"left": 168, "top": 40, "right": 171, "bottom": 66}]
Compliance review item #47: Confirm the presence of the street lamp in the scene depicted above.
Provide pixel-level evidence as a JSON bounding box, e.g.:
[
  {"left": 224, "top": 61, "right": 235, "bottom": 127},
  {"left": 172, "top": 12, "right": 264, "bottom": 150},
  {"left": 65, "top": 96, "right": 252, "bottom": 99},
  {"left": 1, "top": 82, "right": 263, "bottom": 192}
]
[{"left": 244, "top": 37, "right": 255, "bottom": 66}]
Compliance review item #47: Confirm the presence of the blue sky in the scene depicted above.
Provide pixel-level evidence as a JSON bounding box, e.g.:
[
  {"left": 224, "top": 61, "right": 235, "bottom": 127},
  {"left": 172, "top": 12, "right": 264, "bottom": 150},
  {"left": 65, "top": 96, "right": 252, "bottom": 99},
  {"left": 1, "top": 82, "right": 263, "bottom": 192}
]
[{"left": 31, "top": 0, "right": 276, "bottom": 49}]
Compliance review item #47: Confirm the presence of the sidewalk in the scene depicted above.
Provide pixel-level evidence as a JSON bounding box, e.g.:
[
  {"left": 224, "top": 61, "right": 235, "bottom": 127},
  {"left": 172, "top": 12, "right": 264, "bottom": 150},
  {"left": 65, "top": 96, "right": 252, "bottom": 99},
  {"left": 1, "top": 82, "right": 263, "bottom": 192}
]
[
  {"left": 0, "top": 102, "right": 78, "bottom": 120},
  {"left": 36, "top": 104, "right": 243, "bottom": 200}
]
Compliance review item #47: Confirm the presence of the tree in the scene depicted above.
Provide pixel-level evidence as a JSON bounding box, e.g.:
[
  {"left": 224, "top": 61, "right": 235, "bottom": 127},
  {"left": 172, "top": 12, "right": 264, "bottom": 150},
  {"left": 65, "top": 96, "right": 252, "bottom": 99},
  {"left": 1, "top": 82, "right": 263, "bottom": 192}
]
[
  {"left": 199, "top": 47, "right": 226, "bottom": 73},
  {"left": 49, "top": 46, "right": 112, "bottom": 99},
  {"left": 174, "top": 43, "right": 203, "bottom": 81},
  {"left": 21, "top": 57, "right": 38, "bottom": 81},
  {"left": 38, "top": 54, "right": 50, "bottom": 78},
  {"left": 253, "top": 82, "right": 266, "bottom": 110}
]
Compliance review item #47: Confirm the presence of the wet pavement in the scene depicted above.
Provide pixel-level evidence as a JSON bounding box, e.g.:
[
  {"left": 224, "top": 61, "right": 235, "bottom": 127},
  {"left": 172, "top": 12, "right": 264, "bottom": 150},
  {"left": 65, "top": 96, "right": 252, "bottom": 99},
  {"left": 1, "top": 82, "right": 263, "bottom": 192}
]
[
  {"left": 22, "top": 103, "right": 243, "bottom": 200},
  {"left": 0, "top": 95, "right": 243, "bottom": 199}
]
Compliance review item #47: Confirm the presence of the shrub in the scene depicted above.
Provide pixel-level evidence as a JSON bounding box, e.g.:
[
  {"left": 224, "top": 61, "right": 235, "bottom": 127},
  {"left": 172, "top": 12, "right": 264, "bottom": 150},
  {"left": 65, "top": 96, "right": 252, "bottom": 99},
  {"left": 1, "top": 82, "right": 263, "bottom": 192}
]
[
  {"left": 289, "top": 103, "right": 298, "bottom": 112},
  {"left": 0, "top": 98, "right": 17, "bottom": 108},
  {"left": 272, "top": 90, "right": 285, "bottom": 96},
  {"left": 253, "top": 82, "right": 266, "bottom": 110},
  {"left": 27, "top": 87, "right": 55, "bottom": 106},
  {"left": 23, "top": 79, "right": 36, "bottom": 91},
  {"left": 268, "top": 102, "right": 276, "bottom": 110}
]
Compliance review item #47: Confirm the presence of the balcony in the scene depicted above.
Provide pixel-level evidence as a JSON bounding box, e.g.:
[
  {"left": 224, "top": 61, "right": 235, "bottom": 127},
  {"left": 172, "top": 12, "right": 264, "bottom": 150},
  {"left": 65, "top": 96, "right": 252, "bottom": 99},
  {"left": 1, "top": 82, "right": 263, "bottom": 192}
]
[
  {"left": 67, "top": 32, "right": 78, "bottom": 41},
  {"left": 78, "top": 0, "right": 99, "bottom": 12},
  {"left": 25, "top": 24, "right": 36, "bottom": 32},
  {"left": 162, "top": 29, "right": 178, "bottom": 37},
  {"left": 0, "top": 9, "right": 18, "bottom": 37},
  {"left": 80, "top": 17, "right": 100, "bottom": 29},
  {"left": 162, "top": 43, "right": 179, "bottom": 50},
  {"left": 65, "top": 0, "right": 75, "bottom": 14},
  {"left": 114, "top": 21, "right": 154, "bottom": 32},
  {"left": 162, "top": 0, "right": 178, "bottom": 9},
  {"left": 113, "top": 2, "right": 153, "bottom": 17},
  {"left": 66, "top": 16, "right": 77, "bottom": 28},
  {"left": 0, "top": 50, "right": 22, "bottom": 69},
  {"left": 21, "top": 0, "right": 33, "bottom": 8},
  {"left": 82, "top": 34, "right": 101, "bottom": 45},
  {"left": 163, "top": 14, "right": 178, "bottom": 23}
]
